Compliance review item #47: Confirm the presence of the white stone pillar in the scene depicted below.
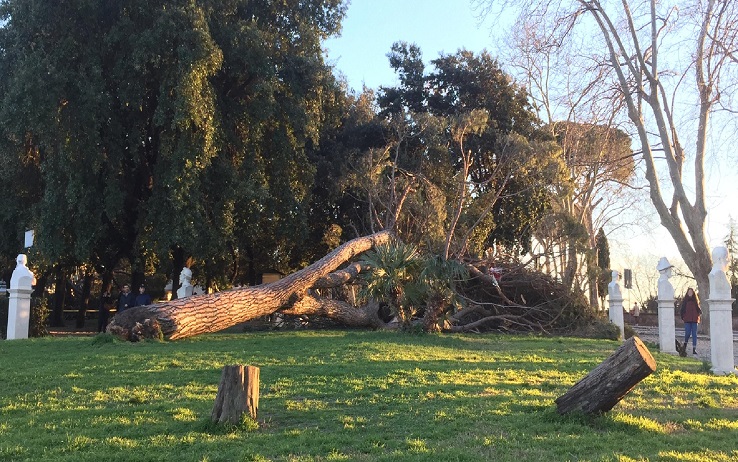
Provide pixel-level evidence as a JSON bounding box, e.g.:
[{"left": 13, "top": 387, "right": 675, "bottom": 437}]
[
  {"left": 708, "top": 247, "right": 735, "bottom": 375},
  {"left": 7, "top": 254, "right": 35, "bottom": 340},
  {"left": 608, "top": 270, "right": 624, "bottom": 341},
  {"left": 656, "top": 257, "right": 677, "bottom": 354}
]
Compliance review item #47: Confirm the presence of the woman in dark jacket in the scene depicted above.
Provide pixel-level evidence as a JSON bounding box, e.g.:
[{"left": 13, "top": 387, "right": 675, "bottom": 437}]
[{"left": 680, "top": 287, "right": 702, "bottom": 355}]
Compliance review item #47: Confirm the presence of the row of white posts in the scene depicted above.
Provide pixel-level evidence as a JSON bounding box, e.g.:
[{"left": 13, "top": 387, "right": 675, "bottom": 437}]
[{"left": 609, "top": 246, "right": 736, "bottom": 375}]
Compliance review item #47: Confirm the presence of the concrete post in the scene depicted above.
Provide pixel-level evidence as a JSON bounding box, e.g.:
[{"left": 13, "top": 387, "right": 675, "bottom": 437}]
[
  {"left": 7, "top": 254, "right": 35, "bottom": 340},
  {"left": 656, "top": 257, "right": 677, "bottom": 354},
  {"left": 608, "top": 270, "right": 624, "bottom": 341},
  {"left": 708, "top": 247, "right": 735, "bottom": 375}
]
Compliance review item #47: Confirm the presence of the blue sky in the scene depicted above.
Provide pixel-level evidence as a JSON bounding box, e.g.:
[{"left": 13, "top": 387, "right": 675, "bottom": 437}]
[{"left": 324, "top": 0, "right": 500, "bottom": 92}]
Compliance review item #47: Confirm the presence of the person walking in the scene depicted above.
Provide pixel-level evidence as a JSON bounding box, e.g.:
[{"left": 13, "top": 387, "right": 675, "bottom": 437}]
[
  {"left": 631, "top": 302, "right": 640, "bottom": 325},
  {"left": 116, "top": 284, "right": 136, "bottom": 314},
  {"left": 680, "top": 287, "right": 702, "bottom": 355}
]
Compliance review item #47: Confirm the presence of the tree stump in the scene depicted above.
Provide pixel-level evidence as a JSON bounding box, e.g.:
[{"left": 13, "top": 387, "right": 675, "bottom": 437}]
[
  {"left": 211, "top": 365, "right": 260, "bottom": 424},
  {"left": 555, "top": 336, "right": 656, "bottom": 415}
]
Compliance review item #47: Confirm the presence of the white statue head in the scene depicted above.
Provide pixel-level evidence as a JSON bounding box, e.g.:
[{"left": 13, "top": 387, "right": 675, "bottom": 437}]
[
  {"left": 179, "top": 267, "right": 192, "bottom": 285},
  {"left": 16, "top": 254, "right": 27, "bottom": 267},
  {"left": 711, "top": 246, "right": 729, "bottom": 273},
  {"left": 656, "top": 257, "right": 673, "bottom": 280},
  {"left": 610, "top": 270, "right": 619, "bottom": 284}
]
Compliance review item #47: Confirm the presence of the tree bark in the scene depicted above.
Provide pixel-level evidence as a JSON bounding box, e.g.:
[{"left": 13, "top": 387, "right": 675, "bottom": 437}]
[
  {"left": 555, "top": 336, "right": 656, "bottom": 415},
  {"left": 211, "top": 365, "right": 259, "bottom": 424},
  {"left": 50, "top": 266, "right": 66, "bottom": 327},
  {"left": 281, "top": 295, "right": 386, "bottom": 329},
  {"left": 75, "top": 272, "right": 93, "bottom": 328},
  {"left": 107, "top": 231, "right": 392, "bottom": 340}
]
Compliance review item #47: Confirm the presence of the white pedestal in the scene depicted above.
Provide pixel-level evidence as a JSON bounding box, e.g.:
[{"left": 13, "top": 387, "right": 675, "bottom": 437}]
[
  {"left": 708, "top": 298, "right": 735, "bottom": 375},
  {"left": 7, "top": 287, "right": 32, "bottom": 339},
  {"left": 609, "top": 296, "right": 625, "bottom": 341},
  {"left": 657, "top": 298, "right": 677, "bottom": 353}
]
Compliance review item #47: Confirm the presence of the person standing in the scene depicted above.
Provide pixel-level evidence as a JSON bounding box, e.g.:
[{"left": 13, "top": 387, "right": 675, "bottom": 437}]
[
  {"left": 135, "top": 285, "right": 152, "bottom": 306},
  {"left": 116, "top": 284, "right": 135, "bottom": 314},
  {"left": 97, "top": 290, "right": 112, "bottom": 332},
  {"left": 680, "top": 287, "right": 702, "bottom": 355}
]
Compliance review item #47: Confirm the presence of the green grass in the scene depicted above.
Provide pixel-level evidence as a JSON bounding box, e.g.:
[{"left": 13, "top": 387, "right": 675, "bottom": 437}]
[{"left": 1, "top": 331, "right": 736, "bottom": 461}]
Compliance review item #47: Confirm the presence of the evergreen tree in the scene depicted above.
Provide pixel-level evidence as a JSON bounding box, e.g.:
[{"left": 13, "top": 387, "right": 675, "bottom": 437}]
[
  {"left": 595, "top": 227, "right": 610, "bottom": 308},
  {"left": 0, "top": 0, "right": 348, "bottom": 289}
]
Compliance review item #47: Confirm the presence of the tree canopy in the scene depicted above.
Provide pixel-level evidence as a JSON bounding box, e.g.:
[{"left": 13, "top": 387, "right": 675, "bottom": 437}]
[
  {"left": 373, "top": 43, "right": 565, "bottom": 258},
  {"left": 0, "top": 0, "right": 348, "bottom": 289}
]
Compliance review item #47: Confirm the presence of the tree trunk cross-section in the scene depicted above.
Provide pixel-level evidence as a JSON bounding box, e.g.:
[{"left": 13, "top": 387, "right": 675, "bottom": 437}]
[
  {"left": 555, "top": 336, "right": 656, "bottom": 415},
  {"left": 107, "top": 231, "right": 391, "bottom": 341},
  {"left": 211, "top": 365, "right": 260, "bottom": 425}
]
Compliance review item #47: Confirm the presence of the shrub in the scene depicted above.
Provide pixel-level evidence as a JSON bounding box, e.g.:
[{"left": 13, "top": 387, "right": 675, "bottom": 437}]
[
  {"left": 30, "top": 296, "right": 50, "bottom": 337},
  {"left": 0, "top": 296, "right": 7, "bottom": 339},
  {"left": 571, "top": 318, "right": 621, "bottom": 340}
]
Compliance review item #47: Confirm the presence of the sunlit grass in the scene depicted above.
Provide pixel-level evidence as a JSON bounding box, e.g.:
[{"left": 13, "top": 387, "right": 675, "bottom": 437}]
[{"left": 0, "top": 331, "right": 736, "bottom": 461}]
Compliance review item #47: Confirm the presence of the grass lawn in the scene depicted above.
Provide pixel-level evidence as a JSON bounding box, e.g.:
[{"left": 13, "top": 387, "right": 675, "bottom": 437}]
[{"left": 0, "top": 331, "right": 736, "bottom": 461}]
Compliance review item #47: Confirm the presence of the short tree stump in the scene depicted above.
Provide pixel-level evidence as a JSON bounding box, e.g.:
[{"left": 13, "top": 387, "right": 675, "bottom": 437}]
[{"left": 211, "top": 365, "right": 260, "bottom": 424}]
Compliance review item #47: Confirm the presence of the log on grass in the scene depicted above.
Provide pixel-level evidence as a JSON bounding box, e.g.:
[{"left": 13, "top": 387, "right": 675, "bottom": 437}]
[
  {"left": 107, "top": 230, "right": 392, "bottom": 341},
  {"left": 555, "top": 336, "right": 656, "bottom": 415},
  {"left": 211, "top": 365, "right": 260, "bottom": 424}
]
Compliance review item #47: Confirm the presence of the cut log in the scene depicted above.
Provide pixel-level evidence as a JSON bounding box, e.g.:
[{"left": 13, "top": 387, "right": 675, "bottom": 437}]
[
  {"left": 211, "top": 365, "right": 260, "bottom": 425},
  {"left": 555, "top": 336, "right": 656, "bottom": 415},
  {"left": 107, "top": 231, "right": 392, "bottom": 341}
]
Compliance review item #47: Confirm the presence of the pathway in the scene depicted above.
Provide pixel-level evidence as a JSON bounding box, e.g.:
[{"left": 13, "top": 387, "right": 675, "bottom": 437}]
[{"left": 632, "top": 325, "right": 738, "bottom": 364}]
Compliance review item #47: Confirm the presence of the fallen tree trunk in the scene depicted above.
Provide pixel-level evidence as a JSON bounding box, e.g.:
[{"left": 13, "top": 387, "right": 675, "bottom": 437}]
[
  {"left": 555, "top": 336, "right": 656, "bottom": 415},
  {"left": 281, "top": 295, "right": 386, "bottom": 329},
  {"left": 310, "top": 262, "right": 368, "bottom": 289},
  {"left": 107, "top": 231, "right": 392, "bottom": 341}
]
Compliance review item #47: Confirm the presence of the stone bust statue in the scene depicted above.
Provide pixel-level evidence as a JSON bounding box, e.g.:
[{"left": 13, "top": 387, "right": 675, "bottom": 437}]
[
  {"left": 177, "top": 267, "right": 194, "bottom": 299},
  {"left": 10, "top": 254, "right": 35, "bottom": 289},
  {"left": 607, "top": 269, "right": 622, "bottom": 299},
  {"left": 709, "top": 246, "right": 731, "bottom": 299},
  {"left": 656, "top": 257, "right": 674, "bottom": 300}
]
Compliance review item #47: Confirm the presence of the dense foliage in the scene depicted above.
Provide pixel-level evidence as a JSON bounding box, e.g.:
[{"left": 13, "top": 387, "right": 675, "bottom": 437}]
[
  {"left": 373, "top": 43, "right": 565, "bottom": 256},
  {"left": 0, "top": 0, "right": 347, "bottom": 292}
]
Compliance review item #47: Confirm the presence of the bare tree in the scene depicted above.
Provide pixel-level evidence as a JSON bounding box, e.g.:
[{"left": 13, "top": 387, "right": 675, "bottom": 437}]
[
  {"left": 478, "top": 0, "right": 738, "bottom": 329},
  {"left": 494, "top": 4, "right": 641, "bottom": 309}
]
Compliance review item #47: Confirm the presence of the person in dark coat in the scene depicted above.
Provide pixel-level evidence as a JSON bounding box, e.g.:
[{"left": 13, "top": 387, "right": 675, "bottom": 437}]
[
  {"left": 97, "top": 290, "right": 113, "bottom": 332},
  {"left": 117, "top": 284, "right": 136, "bottom": 314},
  {"left": 135, "top": 285, "right": 152, "bottom": 306},
  {"left": 680, "top": 287, "right": 702, "bottom": 355}
]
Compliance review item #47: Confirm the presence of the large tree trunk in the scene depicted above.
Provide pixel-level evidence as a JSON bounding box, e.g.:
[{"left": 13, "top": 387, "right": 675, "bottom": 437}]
[
  {"left": 50, "top": 266, "right": 66, "bottom": 327},
  {"left": 107, "top": 231, "right": 391, "bottom": 341},
  {"left": 75, "top": 272, "right": 93, "bottom": 328}
]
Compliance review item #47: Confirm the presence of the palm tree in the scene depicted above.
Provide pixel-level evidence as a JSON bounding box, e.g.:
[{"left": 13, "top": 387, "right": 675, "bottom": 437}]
[
  {"left": 359, "top": 241, "right": 420, "bottom": 330},
  {"left": 414, "top": 255, "right": 468, "bottom": 333}
]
